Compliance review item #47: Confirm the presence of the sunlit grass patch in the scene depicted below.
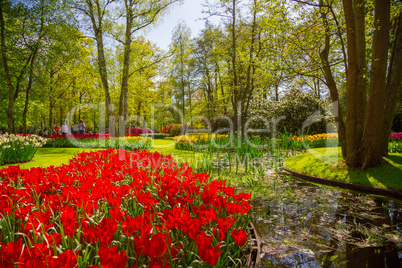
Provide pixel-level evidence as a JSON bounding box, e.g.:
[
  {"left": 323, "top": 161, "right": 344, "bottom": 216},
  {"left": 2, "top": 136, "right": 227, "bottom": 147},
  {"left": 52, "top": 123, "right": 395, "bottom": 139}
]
[
  {"left": 284, "top": 147, "right": 402, "bottom": 191},
  {"left": 0, "top": 148, "right": 102, "bottom": 169}
]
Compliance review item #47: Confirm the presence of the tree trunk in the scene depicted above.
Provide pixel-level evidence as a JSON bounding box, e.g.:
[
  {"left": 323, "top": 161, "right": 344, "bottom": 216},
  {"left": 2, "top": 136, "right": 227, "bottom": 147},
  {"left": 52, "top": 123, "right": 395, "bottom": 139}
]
[
  {"left": 60, "top": 106, "right": 63, "bottom": 126},
  {"left": 0, "top": 1, "right": 15, "bottom": 133},
  {"left": 319, "top": 1, "right": 347, "bottom": 158},
  {"left": 188, "top": 77, "right": 192, "bottom": 119},
  {"left": 382, "top": 11, "right": 402, "bottom": 155},
  {"left": 342, "top": 0, "right": 367, "bottom": 167},
  {"left": 118, "top": 0, "right": 133, "bottom": 129},
  {"left": 137, "top": 101, "right": 142, "bottom": 127},
  {"left": 22, "top": 55, "right": 36, "bottom": 135},
  {"left": 361, "top": 0, "right": 390, "bottom": 169},
  {"left": 230, "top": 0, "right": 239, "bottom": 133},
  {"left": 87, "top": 0, "right": 113, "bottom": 131},
  {"left": 49, "top": 103, "right": 53, "bottom": 133},
  {"left": 48, "top": 70, "right": 56, "bottom": 133},
  {"left": 242, "top": 0, "right": 258, "bottom": 124},
  {"left": 23, "top": 4, "right": 44, "bottom": 136}
]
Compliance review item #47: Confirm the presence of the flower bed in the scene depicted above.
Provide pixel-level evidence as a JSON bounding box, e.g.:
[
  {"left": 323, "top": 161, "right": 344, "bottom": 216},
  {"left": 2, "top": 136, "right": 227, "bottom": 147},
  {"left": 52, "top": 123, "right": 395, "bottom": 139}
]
[
  {"left": 292, "top": 133, "right": 339, "bottom": 148},
  {"left": 0, "top": 149, "right": 252, "bottom": 267},
  {"left": 174, "top": 134, "right": 230, "bottom": 150},
  {"left": 0, "top": 134, "right": 46, "bottom": 165},
  {"left": 389, "top": 132, "right": 402, "bottom": 153},
  {"left": 390, "top": 132, "right": 402, "bottom": 141},
  {"left": 126, "top": 128, "right": 153, "bottom": 136}
]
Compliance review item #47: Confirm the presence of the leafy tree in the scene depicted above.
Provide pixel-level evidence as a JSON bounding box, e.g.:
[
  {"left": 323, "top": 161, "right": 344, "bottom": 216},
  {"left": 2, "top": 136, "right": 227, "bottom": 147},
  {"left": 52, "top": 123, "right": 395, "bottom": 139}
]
[
  {"left": 169, "top": 21, "right": 193, "bottom": 126},
  {"left": 316, "top": 0, "right": 402, "bottom": 168},
  {"left": 117, "top": 0, "right": 180, "bottom": 126}
]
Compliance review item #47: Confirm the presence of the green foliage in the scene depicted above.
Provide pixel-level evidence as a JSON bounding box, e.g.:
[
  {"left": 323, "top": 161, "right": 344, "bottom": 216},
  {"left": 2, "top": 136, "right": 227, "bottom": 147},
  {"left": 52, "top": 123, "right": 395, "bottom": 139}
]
[
  {"left": 388, "top": 141, "right": 402, "bottom": 153},
  {"left": 169, "top": 124, "right": 184, "bottom": 137},
  {"left": 141, "top": 133, "right": 165, "bottom": 139}
]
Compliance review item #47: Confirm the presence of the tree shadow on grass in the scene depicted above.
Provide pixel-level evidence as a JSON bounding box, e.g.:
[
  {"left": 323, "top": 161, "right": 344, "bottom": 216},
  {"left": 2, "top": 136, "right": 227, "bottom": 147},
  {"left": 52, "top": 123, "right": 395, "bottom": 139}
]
[
  {"left": 386, "top": 154, "right": 402, "bottom": 165},
  {"left": 348, "top": 154, "right": 402, "bottom": 191}
]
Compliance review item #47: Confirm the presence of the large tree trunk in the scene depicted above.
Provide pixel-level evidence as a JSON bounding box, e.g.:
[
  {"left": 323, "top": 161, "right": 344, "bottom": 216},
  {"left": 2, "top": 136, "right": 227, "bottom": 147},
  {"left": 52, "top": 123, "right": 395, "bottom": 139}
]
[
  {"left": 343, "top": 0, "right": 367, "bottom": 167},
  {"left": 361, "top": 0, "right": 391, "bottom": 169},
  {"left": 382, "top": 11, "right": 402, "bottom": 155},
  {"left": 0, "top": 1, "right": 15, "bottom": 133}
]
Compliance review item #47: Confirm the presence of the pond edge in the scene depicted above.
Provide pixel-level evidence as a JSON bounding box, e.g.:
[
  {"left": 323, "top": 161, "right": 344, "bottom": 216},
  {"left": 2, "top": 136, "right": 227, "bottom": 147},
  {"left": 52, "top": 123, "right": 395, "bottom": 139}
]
[
  {"left": 282, "top": 167, "right": 402, "bottom": 200},
  {"left": 244, "top": 221, "right": 261, "bottom": 268}
]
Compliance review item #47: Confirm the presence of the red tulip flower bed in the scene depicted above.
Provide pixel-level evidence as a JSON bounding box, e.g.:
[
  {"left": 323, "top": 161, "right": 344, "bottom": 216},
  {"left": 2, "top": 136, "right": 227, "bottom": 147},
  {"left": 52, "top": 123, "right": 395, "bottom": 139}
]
[
  {"left": 390, "top": 132, "right": 402, "bottom": 141},
  {"left": 0, "top": 149, "right": 252, "bottom": 267}
]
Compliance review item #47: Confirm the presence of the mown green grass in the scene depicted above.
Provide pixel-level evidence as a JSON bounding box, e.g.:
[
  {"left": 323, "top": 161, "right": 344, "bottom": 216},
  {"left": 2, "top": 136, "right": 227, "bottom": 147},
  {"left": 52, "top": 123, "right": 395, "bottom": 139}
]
[
  {"left": 0, "top": 138, "right": 204, "bottom": 169},
  {"left": 1, "top": 148, "right": 103, "bottom": 169},
  {"left": 151, "top": 138, "right": 205, "bottom": 165},
  {"left": 284, "top": 147, "right": 402, "bottom": 191}
]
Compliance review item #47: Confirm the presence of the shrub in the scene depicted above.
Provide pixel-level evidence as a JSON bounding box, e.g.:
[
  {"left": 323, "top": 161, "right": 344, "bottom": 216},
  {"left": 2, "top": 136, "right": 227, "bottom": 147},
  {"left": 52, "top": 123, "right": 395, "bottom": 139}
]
[
  {"left": 248, "top": 89, "right": 329, "bottom": 135},
  {"left": 141, "top": 133, "right": 165, "bottom": 139},
  {"left": 169, "top": 124, "right": 183, "bottom": 137},
  {"left": 161, "top": 124, "right": 196, "bottom": 137}
]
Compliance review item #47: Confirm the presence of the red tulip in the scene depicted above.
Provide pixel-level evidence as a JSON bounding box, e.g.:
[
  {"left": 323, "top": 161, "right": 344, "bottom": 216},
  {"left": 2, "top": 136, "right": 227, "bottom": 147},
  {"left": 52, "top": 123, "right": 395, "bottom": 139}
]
[
  {"left": 99, "top": 245, "right": 127, "bottom": 268},
  {"left": 47, "top": 250, "right": 77, "bottom": 268},
  {"left": 196, "top": 232, "right": 222, "bottom": 266},
  {"left": 0, "top": 148, "right": 252, "bottom": 267},
  {"left": 231, "top": 228, "right": 248, "bottom": 247}
]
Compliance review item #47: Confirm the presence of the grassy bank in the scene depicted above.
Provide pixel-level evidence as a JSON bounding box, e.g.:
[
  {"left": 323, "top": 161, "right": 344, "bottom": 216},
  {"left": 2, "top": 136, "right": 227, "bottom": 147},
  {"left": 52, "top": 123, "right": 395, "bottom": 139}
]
[{"left": 284, "top": 147, "right": 402, "bottom": 191}]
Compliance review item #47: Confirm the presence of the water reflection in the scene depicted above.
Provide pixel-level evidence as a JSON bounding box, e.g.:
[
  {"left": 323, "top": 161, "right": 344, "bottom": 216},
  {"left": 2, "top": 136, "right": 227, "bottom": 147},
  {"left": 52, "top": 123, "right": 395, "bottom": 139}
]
[{"left": 250, "top": 175, "right": 402, "bottom": 267}]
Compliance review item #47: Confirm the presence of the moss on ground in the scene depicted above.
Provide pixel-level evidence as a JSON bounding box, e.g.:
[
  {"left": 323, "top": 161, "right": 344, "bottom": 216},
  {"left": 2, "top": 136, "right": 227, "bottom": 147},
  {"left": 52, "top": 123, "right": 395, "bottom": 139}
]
[{"left": 284, "top": 147, "right": 402, "bottom": 191}]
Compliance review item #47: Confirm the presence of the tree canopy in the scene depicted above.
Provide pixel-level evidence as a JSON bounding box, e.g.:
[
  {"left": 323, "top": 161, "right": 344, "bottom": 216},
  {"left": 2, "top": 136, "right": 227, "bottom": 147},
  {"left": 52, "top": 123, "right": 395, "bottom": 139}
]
[{"left": 1, "top": 0, "right": 401, "bottom": 168}]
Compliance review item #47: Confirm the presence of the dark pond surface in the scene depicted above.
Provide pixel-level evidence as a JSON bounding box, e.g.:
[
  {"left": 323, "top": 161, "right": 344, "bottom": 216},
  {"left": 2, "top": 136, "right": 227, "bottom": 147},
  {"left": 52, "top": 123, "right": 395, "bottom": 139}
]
[{"left": 250, "top": 173, "right": 402, "bottom": 268}]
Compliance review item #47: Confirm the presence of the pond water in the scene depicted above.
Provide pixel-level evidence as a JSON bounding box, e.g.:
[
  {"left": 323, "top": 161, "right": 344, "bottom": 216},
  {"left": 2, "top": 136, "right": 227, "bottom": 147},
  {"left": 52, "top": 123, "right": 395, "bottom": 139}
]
[{"left": 250, "top": 173, "right": 402, "bottom": 268}]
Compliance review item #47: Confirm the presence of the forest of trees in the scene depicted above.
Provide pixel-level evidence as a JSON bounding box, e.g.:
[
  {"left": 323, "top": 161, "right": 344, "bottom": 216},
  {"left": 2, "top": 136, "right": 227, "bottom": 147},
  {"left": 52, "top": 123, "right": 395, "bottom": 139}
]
[{"left": 1, "top": 0, "right": 401, "bottom": 168}]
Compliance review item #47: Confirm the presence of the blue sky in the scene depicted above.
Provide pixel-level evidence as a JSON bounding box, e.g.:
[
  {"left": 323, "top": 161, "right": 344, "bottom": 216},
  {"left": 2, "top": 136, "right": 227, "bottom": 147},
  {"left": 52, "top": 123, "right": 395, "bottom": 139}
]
[{"left": 142, "top": 0, "right": 220, "bottom": 50}]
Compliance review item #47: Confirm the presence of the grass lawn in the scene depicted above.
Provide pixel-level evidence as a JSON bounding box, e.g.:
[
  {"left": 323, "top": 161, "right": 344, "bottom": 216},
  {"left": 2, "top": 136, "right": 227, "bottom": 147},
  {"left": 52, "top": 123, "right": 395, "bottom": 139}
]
[
  {"left": 0, "top": 148, "right": 103, "bottom": 169},
  {"left": 151, "top": 138, "right": 204, "bottom": 165},
  {"left": 284, "top": 147, "right": 402, "bottom": 191},
  {"left": 0, "top": 138, "right": 204, "bottom": 169}
]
